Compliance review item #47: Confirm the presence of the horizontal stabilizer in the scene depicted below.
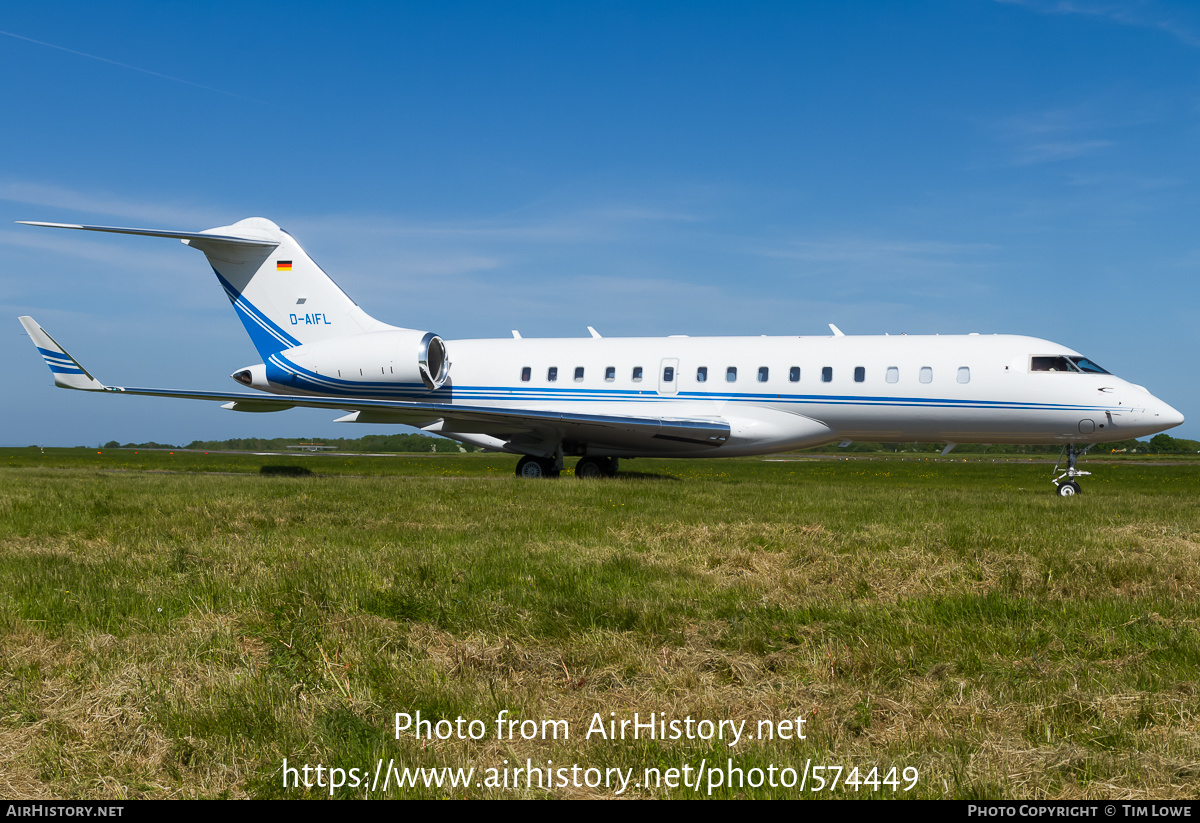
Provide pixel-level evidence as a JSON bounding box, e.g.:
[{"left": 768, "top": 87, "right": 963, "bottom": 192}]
[
  {"left": 19, "top": 316, "right": 106, "bottom": 391},
  {"left": 16, "top": 221, "right": 279, "bottom": 248}
]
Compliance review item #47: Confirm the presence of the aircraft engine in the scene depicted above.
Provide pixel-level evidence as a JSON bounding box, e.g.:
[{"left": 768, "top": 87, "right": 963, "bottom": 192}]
[
  {"left": 243, "top": 329, "right": 451, "bottom": 393},
  {"left": 417, "top": 331, "right": 450, "bottom": 389}
]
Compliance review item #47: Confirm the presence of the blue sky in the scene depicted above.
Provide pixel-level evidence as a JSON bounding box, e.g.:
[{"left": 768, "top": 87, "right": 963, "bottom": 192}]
[{"left": 2, "top": 0, "right": 1198, "bottom": 446}]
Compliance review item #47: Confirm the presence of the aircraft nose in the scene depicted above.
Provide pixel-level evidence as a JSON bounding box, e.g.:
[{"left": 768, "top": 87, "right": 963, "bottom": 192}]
[
  {"left": 1157, "top": 401, "right": 1185, "bottom": 431},
  {"left": 1117, "top": 392, "right": 1185, "bottom": 438},
  {"left": 1139, "top": 390, "right": 1185, "bottom": 432}
]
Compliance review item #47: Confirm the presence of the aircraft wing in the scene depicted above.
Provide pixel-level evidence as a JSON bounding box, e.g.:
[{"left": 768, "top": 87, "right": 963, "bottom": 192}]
[{"left": 19, "top": 317, "right": 730, "bottom": 454}]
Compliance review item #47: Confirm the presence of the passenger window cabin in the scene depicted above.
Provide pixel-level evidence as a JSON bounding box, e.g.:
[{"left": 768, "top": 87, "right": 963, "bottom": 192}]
[
  {"left": 821, "top": 367, "right": 832, "bottom": 383},
  {"left": 757, "top": 367, "right": 769, "bottom": 383},
  {"left": 789, "top": 367, "right": 800, "bottom": 382},
  {"left": 632, "top": 367, "right": 643, "bottom": 382},
  {"left": 885, "top": 367, "right": 898, "bottom": 383},
  {"left": 919, "top": 367, "right": 932, "bottom": 384},
  {"left": 521, "top": 367, "right": 531, "bottom": 382},
  {"left": 605, "top": 366, "right": 615, "bottom": 382},
  {"left": 697, "top": 366, "right": 708, "bottom": 382},
  {"left": 957, "top": 367, "right": 970, "bottom": 384},
  {"left": 548, "top": 367, "right": 558, "bottom": 382},
  {"left": 854, "top": 366, "right": 865, "bottom": 383},
  {"left": 574, "top": 367, "right": 585, "bottom": 382},
  {"left": 727, "top": 367, "right": 737, "bottom": 382}
]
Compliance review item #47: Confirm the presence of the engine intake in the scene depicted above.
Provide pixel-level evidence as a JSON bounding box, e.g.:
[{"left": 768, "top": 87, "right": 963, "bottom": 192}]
[{"left": 418, "top": 332, "right": 449, "bottom": 390}]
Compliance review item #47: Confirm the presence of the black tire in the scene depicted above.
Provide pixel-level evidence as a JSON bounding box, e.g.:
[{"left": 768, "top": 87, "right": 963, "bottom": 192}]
[
  {"left": 516, "top": 456, "right": 546, "bottom": 478},
  {"left": 575, "top": 457, "right": 605, "bottom": 479},
  {"left": 1056, "top": 481, "right": 1081, "bottom": 497}
]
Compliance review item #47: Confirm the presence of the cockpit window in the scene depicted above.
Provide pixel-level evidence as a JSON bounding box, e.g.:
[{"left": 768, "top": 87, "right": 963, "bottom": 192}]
[
  {"left": 1031, "top": 356, "right": 1071, "bottom": 372},
  {"left": 1031, "top": 356, "right": 1110, "bottom": 374},
  {"left": 1071, "top": 357, "right": 1109, "bottom": 375}
]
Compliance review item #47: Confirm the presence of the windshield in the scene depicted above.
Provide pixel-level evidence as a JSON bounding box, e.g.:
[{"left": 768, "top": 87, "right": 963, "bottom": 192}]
[
  {"left": 1070, "top": 357, "right": 1109, "bottom": 375},
  {"left": 1030, "top": 356, "right": 1110, "bottom": 375}
]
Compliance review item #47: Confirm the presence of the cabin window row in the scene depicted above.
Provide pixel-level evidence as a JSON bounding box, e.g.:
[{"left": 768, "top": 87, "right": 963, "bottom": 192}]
[{"left": 520, "top": 366, "right": 972, "bottom": 384}]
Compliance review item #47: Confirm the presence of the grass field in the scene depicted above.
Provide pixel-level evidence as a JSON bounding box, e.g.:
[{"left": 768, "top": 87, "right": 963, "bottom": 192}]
[{"left": 2, "top": 448, "right": 1198, "bottom": 799}]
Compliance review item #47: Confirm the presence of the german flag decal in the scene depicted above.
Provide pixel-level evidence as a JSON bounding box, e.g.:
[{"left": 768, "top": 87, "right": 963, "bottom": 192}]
[{"left": 277, "top": 260, "right": 293, "bottom": 271}]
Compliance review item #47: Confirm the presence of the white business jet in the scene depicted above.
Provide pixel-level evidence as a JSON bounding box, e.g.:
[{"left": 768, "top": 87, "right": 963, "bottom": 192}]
[{"left": 18, "top": 218, "right": 1184, "bottom": 494}]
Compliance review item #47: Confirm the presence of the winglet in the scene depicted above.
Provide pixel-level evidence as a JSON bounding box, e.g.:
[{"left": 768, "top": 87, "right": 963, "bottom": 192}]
[{"left": 18, "top": 317, "right": 107, "bottom": 391}]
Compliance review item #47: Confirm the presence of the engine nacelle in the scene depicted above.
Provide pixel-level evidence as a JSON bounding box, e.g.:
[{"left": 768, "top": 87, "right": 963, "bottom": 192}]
[
  {"left": 233, "top": 329, "right": 450, "bottom": 394},
  {"left": 231, "top": 362, "right": 271, "bottom": 390}
]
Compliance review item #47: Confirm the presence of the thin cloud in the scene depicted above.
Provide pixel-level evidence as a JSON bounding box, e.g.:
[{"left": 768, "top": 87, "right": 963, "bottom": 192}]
[
  {"left": 747, "top": 236, "right": 1000, "bottom": 304},
  {"left": 1012, "top": 139, "right": 1114, "bottom": 165},
  {"left": 992, "top": 106, "right": 1119, "bottom": 166},
  {"left": 0, "top": 29, "right": 266, "bottom": 102},
  {"left": 290, "top": 202, "right": 703, "bottom": 246},
  {"left": 756, "top": 237, "right": 999, "bottom": 266},
  {"left": 0, "top": 181, "right": 225, "bottom": 227},
  {"left": 0, "top": 226, "right": 190, "bottom": 272},
  {"left": 995, "top": 0, "right": 1200, "bottom": 48},
  {"left": 3, "top": 180, "right": 708, "bottom": 249},
  {"left": 290, "top": 213, "right": 601, "bottom": 244}
]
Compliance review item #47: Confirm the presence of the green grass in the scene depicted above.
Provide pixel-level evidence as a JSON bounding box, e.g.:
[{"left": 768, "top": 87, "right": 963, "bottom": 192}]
[{"left": 1, "top": 448, "right": 1199, "bottom": 798}]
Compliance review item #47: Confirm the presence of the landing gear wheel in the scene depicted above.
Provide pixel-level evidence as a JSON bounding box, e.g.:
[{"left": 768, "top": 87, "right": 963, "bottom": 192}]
[
  {"left": 516, "top": 456, "right": 557, "bottom": 478},
  {"left": 575, "top": 457, "right": 619, "bottom": 478},
  {"left": 575, "top": 457, "right": 605, "bottom": 479},
  {"left": 1052, "top": 444, "right": 1092, "bottom": 496}
]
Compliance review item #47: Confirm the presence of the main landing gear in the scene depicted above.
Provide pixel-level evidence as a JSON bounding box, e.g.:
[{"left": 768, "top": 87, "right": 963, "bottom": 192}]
[
  {"left": 514, "top": 455, "right": 619, "bottom": 479},
  {"left": 515, "top": 455, "right": 559, "bottom": 478},
  {"left": 573, "top": 456, "right": 619, "bottom": 479},
  {"left": 1052, "top": 444, "right": 1093, "bottom": 496}
]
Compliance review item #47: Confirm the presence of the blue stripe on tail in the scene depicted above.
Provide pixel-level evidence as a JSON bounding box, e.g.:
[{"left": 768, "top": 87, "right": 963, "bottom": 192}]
[{"left": 212, "top": 268, "right": 301, "bottom": 358}]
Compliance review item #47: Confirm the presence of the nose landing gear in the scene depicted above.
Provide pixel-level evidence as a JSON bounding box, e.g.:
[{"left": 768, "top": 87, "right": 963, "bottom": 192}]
[{"left": 1052, "top": 444, "right": 1093, "bottom": 496}]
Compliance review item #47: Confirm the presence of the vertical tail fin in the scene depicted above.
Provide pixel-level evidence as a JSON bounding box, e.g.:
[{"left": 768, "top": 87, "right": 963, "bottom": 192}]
[
  {"left": 185, "top": 218, "right": 395, "bottom": 358},
  {"left": 18, "top": 217, "right": 397, "bottom": 360}
]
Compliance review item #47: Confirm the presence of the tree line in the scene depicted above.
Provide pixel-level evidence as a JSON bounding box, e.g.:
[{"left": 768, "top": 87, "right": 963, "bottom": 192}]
[
  {"left": 102, "top": 433, "right": 473, "bottom": 453},
  {"left": 99, "top": 433, "right": 1198, "bottom": 455}
]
